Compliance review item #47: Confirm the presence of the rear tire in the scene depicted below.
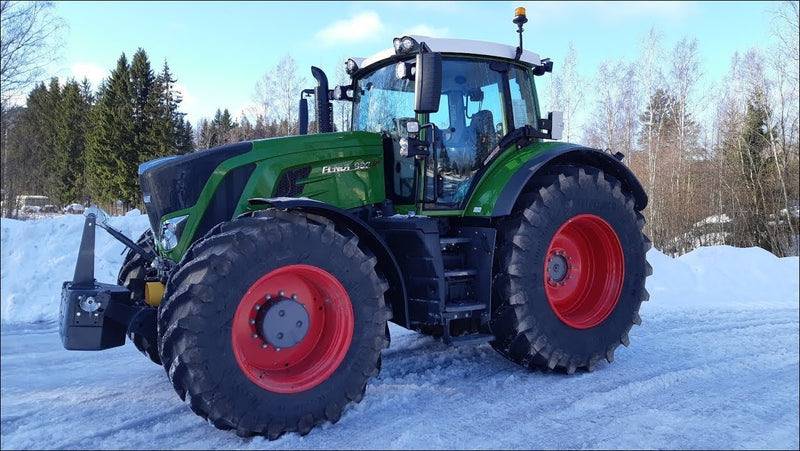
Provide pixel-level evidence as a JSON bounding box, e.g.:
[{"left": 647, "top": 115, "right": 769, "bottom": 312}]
[
  {"left": 490, "top": 166, "right": 651, "bottom": 374},
  {"left": 158, "top": 209, "right": 391, "bottom": 439},
  {"left": 117, "top": 229, "right": 160, "bottom": 365}
]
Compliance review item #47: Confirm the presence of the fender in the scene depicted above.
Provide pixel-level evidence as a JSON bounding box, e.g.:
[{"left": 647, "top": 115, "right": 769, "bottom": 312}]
[
  {"left": 488, "top": 143, "right": 648, "bottom": 217},
  {"left": 247, "top": 197, "right": 409, "bottom": 327}
]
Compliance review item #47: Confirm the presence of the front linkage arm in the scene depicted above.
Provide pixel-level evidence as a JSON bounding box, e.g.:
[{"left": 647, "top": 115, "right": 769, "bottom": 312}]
[{"left": 60, "top": 206, "right": 153, "bottom": 351}]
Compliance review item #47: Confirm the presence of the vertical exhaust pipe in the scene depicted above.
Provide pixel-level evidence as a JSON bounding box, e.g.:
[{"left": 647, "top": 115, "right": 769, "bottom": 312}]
[{"left": 311, "top": 66, "right": 333, "bottom": 133}]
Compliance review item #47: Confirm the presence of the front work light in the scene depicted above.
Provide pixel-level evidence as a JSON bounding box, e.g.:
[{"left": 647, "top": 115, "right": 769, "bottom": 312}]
[
  {"left": 160, "top": 215, "right": 189, "bottom": 251},
  {"left": 393, "top": 36, "right": 419, "bottom": 54},
  {"left": 345, "top": 58, "right": 360, "bottom": 75}
]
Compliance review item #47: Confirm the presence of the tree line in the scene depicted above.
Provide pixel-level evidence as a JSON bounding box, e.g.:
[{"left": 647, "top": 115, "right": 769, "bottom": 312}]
[
  {"left": 546, "top": 2, "right": 798, "bottom": 257},
  {"left": 1, "top": 1, "right": 797, "bottom": 257},
  {"left": 0, "top": 51, "right": 316, "bottom": 216},
  {"left": 2, "top": 48, "right": 194, "bottom": 213}
]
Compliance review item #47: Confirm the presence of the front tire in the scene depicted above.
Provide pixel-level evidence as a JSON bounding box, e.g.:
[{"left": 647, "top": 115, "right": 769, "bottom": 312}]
[
  {"left": 490, "top": 166, "right": 652, "bottom": 374},
  {"left": 158, "top": 210, "right": 391, "bottom": 439},
  {"left": 117, "top": 229, "right": 160, "bottom": 365}
]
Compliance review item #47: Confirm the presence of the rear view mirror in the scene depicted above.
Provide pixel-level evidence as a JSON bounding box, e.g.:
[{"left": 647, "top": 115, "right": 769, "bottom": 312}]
[{"left": 414, "top": 52, "right": 442, "bottom": 114}]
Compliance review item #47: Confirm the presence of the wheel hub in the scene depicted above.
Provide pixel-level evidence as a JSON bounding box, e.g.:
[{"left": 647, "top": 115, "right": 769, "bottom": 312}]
[
  {"left": 257, "top": 296, "right": 309, "bottom": 348},
  {"left": 547, "top": 251, "right": 569, "bottom": 284}
]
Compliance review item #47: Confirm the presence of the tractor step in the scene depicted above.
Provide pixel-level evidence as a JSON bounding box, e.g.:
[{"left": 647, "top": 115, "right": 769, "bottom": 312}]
[
  {"left": 440, "top": 237, "right": 472, "bottom": 246},
  {"left": 444, "top": 301, "right": 486, "bottom": 312},
  {"left": 444, "top": 269, "right": 478, "bottom": 278}
]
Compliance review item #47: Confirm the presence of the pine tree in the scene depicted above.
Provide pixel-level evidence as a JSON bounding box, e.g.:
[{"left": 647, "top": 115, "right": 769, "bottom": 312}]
[
  {"left": 204, "top": 108, "right": 238, "bottom": 147},
  {"left": 196, "top": 118, "right": 213, "bottom": 150},
  {"left": 175, "top": 115, "right": 195, "bottom": 154},
  {"left": 155, "top": 61, "right": 194, "bottom": 155},
  {"left": 18, "top": 78, "right": 61, "bottom": 196},
  {"left": 51, "top": 80, "right": 91, "bottom": 206},
  {"left": 85, "top": 53, "right": 136, "bottom": 207},
  {"left": 130, "top": 48, "right": 159, "bottom": 163},
  {"left": 144, "top": 59, "right": 174, "bottom": 162}
]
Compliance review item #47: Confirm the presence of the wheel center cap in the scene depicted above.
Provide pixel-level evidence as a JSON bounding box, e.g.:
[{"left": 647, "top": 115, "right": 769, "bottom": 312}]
[
  {"left": 260, "top": 298, "right": 309, "bottom": 348},
  {"left": 548, "top": 254, "right": 568, "bottom": 282}
]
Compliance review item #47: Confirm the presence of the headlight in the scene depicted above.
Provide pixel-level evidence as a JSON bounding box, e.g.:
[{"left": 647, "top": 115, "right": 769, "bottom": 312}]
[
  {"left": 160, "top": 215, "right": 188, "bottom": 251},
  {"left": 399, "top": 137, "right": 409, "bottom": 157},
  {"left": 395, "top": 61, "right": 416, "bottom": 80},
  {"left": 345, "top": 58, "right": 360, "bottom": 75},
  {"left": 393, "top": 36, "right": 419, "bottom": 54}
]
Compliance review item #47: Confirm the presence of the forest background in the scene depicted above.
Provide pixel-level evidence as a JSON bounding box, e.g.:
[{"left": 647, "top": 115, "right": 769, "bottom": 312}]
[{"left": 1, "top": 1, "right": 797, "bottom": 257}]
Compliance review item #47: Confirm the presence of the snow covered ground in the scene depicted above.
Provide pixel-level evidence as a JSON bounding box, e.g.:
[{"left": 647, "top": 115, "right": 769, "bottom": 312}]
[{"left": 1, "top": 212, "right": 798, "bottom": 450}]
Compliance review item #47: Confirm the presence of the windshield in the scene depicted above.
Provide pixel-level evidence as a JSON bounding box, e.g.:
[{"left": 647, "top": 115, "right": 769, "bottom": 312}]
[
  {"left": 352, "top": 56, "right": 539, "bottom": 207},
  {"left": 353, "top": 59, "right": 417, "bottom": 134},
  {"left": 352, "top": 57, "right": 538, "bottom": 134}
]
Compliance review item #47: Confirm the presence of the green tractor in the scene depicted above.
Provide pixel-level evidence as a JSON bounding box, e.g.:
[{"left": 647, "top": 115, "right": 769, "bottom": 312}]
[{"left": 60, "top": 7, "right": 651, "bottom": 439}]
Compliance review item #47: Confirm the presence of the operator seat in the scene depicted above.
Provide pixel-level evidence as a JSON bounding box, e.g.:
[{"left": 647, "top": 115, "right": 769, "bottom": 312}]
[{"left": 469, "top": 110, "right": 496, "bottom": 166}]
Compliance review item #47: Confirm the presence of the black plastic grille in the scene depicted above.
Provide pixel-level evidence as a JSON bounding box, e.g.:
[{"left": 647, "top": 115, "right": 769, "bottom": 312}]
[{"left": 274, "top": 166, "right": 311, "bottom": 197}]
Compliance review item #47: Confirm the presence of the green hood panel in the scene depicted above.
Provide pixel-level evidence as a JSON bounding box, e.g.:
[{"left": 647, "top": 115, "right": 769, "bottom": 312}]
[
  {"left": 159, "top": 131, "right": 386, "bottom": 260},
  {"left": 244, "top": 131, "right": 386, "bottom": 210}
]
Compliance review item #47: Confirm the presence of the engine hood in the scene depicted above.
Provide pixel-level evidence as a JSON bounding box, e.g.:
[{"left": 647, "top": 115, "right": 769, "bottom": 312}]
[{"left": 139, "top": 131, "right": 386, "bottom": 259}]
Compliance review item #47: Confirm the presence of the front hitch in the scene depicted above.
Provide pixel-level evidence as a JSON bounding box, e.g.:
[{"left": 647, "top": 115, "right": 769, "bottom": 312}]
[{"left": 59, "top": 207, "right": 151, "bottom": 351}]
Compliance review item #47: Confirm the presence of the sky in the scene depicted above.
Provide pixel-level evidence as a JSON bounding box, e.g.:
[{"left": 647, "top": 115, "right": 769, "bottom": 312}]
[
  {"left": 1, "top": 211, "right": 799, "bottom": 449},
  {"left": 39, "top": 1, "right": 787, "bottom": 128}
]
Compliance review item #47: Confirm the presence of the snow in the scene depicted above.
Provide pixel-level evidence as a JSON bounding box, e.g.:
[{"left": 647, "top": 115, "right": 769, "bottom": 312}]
[{"left": 1, "top": 212, "right": 798, "bottom": 450}]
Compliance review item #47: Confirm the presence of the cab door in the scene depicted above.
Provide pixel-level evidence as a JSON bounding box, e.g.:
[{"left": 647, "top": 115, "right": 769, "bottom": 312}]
[{"left": 422, "top": 58, "right": 506, "bottom": 209}]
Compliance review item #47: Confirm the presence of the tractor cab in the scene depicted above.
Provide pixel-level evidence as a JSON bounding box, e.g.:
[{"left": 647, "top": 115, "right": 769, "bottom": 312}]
[
  {"left": 303, "top": 33, "right": 562, "bottom": 213},
  {"left": 346, "top": 36, "right": 559, "bottom": 212},
  {"left": 351, "top": 51, "right": 525, "bottom": 209}
]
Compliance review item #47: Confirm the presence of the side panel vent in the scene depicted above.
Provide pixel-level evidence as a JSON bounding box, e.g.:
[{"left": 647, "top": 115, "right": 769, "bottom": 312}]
[{"left": 274, "top": 166, "right": 312, "bottom": 197}]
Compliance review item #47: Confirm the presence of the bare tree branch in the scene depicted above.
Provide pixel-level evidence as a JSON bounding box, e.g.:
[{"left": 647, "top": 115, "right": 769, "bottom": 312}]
[{"left": 0, "top": 1, "right": 66, "bottom": 109}]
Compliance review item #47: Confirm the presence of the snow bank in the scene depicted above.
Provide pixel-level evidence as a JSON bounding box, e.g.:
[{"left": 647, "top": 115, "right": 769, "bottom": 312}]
[{"left": 1, "top": 213, "right": 798, "bottom": 325}]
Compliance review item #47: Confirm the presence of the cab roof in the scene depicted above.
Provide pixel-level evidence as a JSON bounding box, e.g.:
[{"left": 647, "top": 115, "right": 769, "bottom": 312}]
[{"left": 354, "top": 35, "right": 542, "bottom": 72}]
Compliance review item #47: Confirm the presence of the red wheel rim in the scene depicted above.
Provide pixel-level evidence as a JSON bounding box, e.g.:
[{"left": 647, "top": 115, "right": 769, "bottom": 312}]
[
  {"left": 232, "top": 264, "right": 353, "bottom": 393},
  {"left": 544, "top": 214, "right": 624, "bottom": 329}
]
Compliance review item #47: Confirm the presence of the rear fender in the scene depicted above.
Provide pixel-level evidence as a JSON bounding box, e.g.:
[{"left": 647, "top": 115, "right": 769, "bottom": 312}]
[{"left": 479, "top": 144, "right": 648, "bottom": 217}]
